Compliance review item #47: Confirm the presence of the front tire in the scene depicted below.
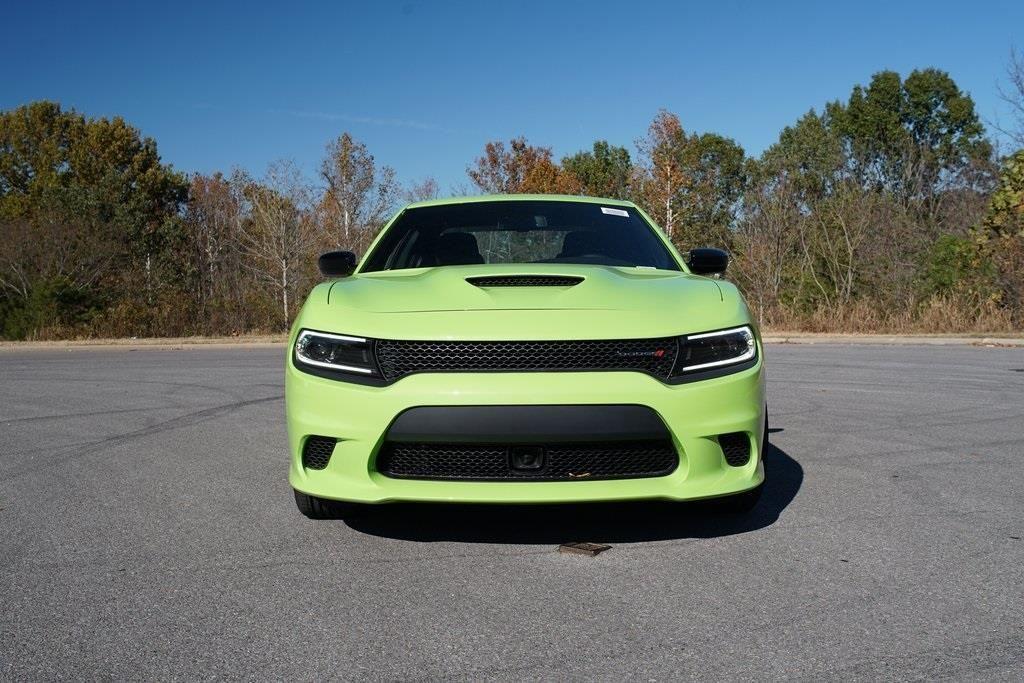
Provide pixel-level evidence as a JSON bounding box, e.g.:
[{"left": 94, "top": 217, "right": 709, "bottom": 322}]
[{"left": 293, "top": 489, "right": 365, "bottom": 520}]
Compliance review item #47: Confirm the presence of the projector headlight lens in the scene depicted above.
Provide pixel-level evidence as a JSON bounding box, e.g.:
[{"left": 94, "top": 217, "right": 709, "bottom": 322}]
[
  {"left": 294, "top": 330, "right": 376, "bottom": 375},
  {"left": 674, "top": 326, "right": 756, "bottom": 374}
]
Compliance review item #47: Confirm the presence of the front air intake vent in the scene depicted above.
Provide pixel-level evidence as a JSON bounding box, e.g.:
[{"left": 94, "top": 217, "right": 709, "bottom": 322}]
[
  {"left": 466, "top": 275, "right": 584, "bottom": 288},
  {"left": 718, "top": 432, "right": 751, "bottom": 467},
  {"left": 302, "top": 436, "right": 337, "bottom": 470},
  {"left": 376, "top": 440, "right": 678, "bottom": 481}
]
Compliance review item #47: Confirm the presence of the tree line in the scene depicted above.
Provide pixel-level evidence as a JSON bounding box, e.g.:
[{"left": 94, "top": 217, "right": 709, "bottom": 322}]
[{"left": 1, "top": 62, "right": 1023, "bottom": 339}]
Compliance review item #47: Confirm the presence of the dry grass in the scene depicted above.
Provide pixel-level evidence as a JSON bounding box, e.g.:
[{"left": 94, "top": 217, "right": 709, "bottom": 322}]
[
  {"left": 0, "top": 333, "right": 288, "bottom": 350},
  {"left": 4, "top": 295, "right": 1020, "bottom": 347},
  {"left": 755, "top": 295, "right": 1019, "bottom": 334}
]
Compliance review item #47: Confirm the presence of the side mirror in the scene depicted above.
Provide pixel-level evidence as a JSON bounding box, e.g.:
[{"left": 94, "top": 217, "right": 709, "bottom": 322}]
[
  {"left": 687, "top": 248, "right": 729, "bottom": 276},
  {"left": 318, "top": 251, "right": 357, "bottom": 277}
]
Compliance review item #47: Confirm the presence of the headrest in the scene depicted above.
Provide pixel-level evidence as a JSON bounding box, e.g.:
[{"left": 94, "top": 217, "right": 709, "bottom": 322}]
[
  {"left": 436, "top": 232, "right": 484, "bottom": 265},
  {"left": 559, "top": 231, "right": 607, "bottom": 258}
]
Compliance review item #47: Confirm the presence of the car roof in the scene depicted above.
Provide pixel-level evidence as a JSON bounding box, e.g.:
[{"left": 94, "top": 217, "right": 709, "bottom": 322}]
[{"left": 401, "top": 194, "right": 637, "bottom": 211}]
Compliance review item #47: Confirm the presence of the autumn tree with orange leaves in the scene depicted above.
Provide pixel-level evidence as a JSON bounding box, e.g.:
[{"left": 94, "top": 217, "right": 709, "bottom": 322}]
[
  {"left": 467, "top": 137, "right": 580, "bottom": 195},
  {"left": 635, "top": 111, "right": 688, "bottom": 239}
]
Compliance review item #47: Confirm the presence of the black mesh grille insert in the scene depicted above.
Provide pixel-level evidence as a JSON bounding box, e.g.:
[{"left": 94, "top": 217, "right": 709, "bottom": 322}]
[
  {"left": 718, "top": 432, "right": 750, "bottom": 467},
  {"left": 375, "top": 440, "right": 678, "bottom": 481},
  {"left": 302, "top": 436, "right": 337, "bottom": 470},
  {"left": 375, "top": 338, "right": 678, "bottom": 381},
  {"left": 466, "top": 275, "right": 584, "bottom": 287}
]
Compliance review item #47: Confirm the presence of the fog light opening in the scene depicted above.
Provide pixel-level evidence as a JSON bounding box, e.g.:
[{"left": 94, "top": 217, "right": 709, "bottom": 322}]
[
  {"left": 717, "top": 432, "right": 751, "bottom": 467},
  {"left": 302, "top": 436, "right": 337, "bottom": 470}
]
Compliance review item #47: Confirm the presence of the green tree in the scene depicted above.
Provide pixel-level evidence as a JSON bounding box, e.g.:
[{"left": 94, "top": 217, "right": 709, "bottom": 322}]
[
  {"left": 739, "top": 68, "right": 998, "bottom": 326},
  {"left": 759, "top": 109, "right": 844, "bottom": 204},
  {"left": 635, "top": 111, "right": 746, "bottom": 247},
  {"left": 917, "top": 234, "right": 996, "bottom": 299},
  {"left": 744, "top": 108, "right": 899, "bottom": 316},
  {"left": 979, "top": 150, "right": 1024, "bottom": 239},
  {"left": 975, "top": 150, "right": 1024, "bottom": 313},
  {"left": 828, "top": 68, "right": 993, "bottom": 219},
  {"left": 562, "top": 140, "right": 632, "bottom": 199},
  {"left": 676, "top": 132, "right": 746, "bottom": 247},
  {"left": 0, "top": 101, "right": 187, "bottom": 338}
]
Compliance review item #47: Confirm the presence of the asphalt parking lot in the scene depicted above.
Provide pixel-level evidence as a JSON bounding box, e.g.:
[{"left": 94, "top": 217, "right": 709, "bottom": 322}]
[{"left": 1, "top": 343, "right": 1022, "bottom": 680}]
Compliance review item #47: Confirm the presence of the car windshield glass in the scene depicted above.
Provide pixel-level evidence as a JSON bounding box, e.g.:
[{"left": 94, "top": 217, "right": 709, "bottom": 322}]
[{"left": 360, "top": 200, "right": 680, "bottom": 272}]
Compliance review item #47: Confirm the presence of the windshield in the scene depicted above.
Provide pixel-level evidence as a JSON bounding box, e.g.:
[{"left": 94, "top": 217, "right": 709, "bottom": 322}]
[{"left": 360, "top": 200, "right": 680, "bottom": 272}]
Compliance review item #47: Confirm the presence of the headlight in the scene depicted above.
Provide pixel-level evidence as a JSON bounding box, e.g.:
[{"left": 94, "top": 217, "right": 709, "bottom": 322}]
[
  {"left": 673, "top": 326, "right": 756, "bottom": 375},
  {"left": 294, "top": 330, "right": 377, "bottom": 376}
]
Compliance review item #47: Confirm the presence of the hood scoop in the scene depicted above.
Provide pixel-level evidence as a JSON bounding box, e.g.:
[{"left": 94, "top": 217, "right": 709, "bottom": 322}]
[{"left": 466, "top": 275, "right": 584, "bottom": 288}]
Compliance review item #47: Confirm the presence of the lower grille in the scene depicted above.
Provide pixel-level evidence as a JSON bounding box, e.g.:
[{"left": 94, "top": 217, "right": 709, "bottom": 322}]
[
  {"left": 302, "top": 436, "right": 337, "bottom": 470},
  {"left": 718, "top": 432, "right": 751, "bottom": 467},
  {"left": 375, "top": 338, "right": 679, "bottom": 381},
  {"left": 375, "top": 440, "right": 678, "bottom": 481}
]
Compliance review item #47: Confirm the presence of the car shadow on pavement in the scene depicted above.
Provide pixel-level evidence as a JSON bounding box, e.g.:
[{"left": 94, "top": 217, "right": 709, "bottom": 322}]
[{"left": 342, "top": 441, "right": 803, "bottom": 545}]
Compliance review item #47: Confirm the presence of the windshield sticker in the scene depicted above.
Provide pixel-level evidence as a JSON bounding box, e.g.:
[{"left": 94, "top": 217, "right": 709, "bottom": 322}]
[{"left": 600, "top": 207, "right": 629, "bottom": 217}]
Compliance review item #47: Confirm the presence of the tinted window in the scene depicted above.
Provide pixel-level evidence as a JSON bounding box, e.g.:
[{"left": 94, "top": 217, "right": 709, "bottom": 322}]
[{"left": 361, "top": 201, "right": 680, "bottom": 272}]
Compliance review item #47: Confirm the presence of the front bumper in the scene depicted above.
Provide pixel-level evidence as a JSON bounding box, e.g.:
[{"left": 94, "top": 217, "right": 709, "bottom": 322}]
[{"left": 286, "top": 351, "right": 766, "bottom": 504}]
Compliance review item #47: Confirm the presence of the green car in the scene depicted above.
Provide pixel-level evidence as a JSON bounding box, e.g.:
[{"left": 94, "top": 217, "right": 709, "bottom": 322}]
[{"left": 286, "top": 195, "right": 766, "bottom": 518}]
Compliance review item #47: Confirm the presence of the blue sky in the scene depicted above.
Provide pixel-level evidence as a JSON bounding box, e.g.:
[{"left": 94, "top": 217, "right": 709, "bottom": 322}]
[{"left": 2, "top": 0, "right": 1022, "bottom": 191}]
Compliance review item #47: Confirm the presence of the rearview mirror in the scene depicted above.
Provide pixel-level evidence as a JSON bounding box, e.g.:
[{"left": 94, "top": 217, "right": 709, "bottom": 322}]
[
  {"left": 686, "top": 248, "right": 729, "bottom": 276},
  {"left": 318, "top": 251, "right": 357, "bottom": 277}
]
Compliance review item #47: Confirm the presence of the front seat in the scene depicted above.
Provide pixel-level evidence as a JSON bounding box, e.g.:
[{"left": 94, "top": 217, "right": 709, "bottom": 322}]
[{"left": 435, "top": 232, "right": 484, "bottom": 265}]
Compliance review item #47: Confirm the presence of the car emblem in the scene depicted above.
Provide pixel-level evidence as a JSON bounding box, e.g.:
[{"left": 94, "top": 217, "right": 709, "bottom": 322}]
[{"left": 616, "top": 349, "right": 666, "bottom": 358}]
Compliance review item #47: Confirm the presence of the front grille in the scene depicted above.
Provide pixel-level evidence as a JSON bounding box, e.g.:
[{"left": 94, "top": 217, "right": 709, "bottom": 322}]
[
  {"left": 375, "top": 338, "right": 678, "bottom": 381},
  {"left": 466, "top": 275, "right": 584, "bottom": 287},
  {"left": 718, "top": 432, "right": 751, "bottom": 467},
  {"left": 375, "top": 440, "right": 678, "bottom": 481},
  {"left": 302, "top": 436, "right": 337, "bottom": 470}
]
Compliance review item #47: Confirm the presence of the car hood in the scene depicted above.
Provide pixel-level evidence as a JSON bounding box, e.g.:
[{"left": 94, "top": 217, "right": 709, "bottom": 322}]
[
  {"left": 332, "top": 264, "right": 718, "bottom": 312},
  {"left": 302, "top": 264, "right": 752, "bottom": 340}
]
